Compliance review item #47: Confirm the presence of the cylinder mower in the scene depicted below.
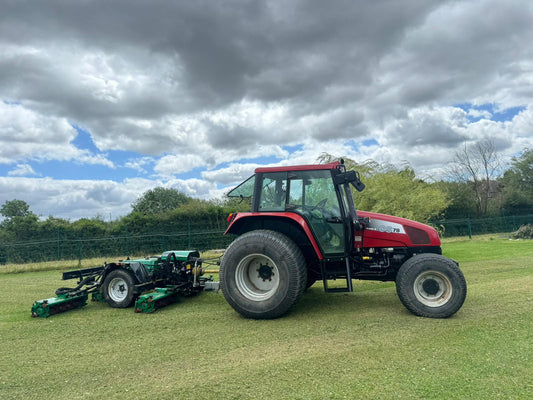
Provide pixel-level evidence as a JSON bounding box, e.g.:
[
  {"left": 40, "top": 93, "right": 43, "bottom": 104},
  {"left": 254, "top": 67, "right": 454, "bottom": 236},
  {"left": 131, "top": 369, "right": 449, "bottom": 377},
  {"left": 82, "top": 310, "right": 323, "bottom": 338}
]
[{"left": 31, "top": 250, "right": 220, "bottom": 317}]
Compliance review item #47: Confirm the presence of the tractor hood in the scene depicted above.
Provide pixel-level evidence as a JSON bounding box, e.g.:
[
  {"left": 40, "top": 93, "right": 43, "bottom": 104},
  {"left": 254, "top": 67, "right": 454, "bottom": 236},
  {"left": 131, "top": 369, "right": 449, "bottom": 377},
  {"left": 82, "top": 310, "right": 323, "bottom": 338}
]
[{"left": 357, "top": 211, "right": 441, "bottom": 248}]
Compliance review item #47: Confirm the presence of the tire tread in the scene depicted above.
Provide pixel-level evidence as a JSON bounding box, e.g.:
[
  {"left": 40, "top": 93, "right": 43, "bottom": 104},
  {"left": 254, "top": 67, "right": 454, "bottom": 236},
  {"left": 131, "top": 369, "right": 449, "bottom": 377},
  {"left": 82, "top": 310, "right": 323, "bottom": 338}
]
[
  {"left": 220, "top": 229, "right": 307, "bottom": 319},
  {"left": 396, "top": 253, "right": 467, "bottom": 318}
]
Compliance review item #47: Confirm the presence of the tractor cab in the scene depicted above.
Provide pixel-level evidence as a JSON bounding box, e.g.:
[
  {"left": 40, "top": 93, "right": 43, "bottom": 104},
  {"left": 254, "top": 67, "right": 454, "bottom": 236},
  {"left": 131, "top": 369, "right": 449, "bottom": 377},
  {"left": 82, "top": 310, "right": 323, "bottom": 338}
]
[{"left": 227, "top": 161, "right": 365, "bottom": 257}]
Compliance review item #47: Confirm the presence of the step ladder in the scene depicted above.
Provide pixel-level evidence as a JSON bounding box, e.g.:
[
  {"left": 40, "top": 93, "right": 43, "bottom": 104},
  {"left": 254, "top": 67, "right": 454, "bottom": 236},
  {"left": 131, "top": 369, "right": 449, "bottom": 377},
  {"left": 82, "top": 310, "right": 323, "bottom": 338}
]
[{"left": 320, "top": 257, "right": 353, "bottom": 293}]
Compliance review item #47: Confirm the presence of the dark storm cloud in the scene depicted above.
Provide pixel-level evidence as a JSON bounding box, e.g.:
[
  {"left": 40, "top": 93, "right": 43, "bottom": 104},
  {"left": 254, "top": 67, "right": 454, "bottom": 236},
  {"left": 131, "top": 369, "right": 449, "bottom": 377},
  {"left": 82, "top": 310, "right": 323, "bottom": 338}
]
[
  {"left": 0, "top": 0, "right": 437, "bottom": 112},
  {"left": 382, "top": 107, "right": 468, "bottom": 148},
  {"left": 1, "top": 0, "right": 532, "bottom": 168},
  {"left": 372, "top": 0, "right": 533, "bottom": 109}
]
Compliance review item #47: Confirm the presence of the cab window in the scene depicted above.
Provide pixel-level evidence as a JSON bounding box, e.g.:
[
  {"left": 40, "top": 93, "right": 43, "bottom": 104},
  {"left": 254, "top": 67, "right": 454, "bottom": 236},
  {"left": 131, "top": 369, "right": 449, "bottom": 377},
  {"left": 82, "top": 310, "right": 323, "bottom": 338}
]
[
  {"left": 287, "top": 170, "right": 340, "bottom": 218},
  {"left": 258, "top": 172, "right": 287, "bottom": 211}
]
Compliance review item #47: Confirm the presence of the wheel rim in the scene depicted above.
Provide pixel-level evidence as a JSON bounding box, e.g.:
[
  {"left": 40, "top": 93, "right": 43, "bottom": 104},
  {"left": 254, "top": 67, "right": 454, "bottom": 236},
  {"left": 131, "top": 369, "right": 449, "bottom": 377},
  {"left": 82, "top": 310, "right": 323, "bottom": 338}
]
[
  {"left": 235, "top": 253, "right": 280, "bottom": 301},
  {"left": 108, "top": 277, "right": 129, "bottom": 302},
  {"left": 413, "top": 270, "right": 453, "bottom": 307}
]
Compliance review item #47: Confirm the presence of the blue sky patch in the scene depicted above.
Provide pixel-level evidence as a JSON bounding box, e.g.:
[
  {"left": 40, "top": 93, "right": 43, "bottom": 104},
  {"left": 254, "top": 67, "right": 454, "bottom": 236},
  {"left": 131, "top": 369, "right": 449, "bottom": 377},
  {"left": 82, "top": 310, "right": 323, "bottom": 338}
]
[
  {"left": 282, "top": 144, "right": 304, "bottom": 153},
  {"left": 456, "top": 103, "right": 525, "bottom": 123},
  {"left": 362, "top": 139, "right": 379, "bottom": 147},
  {"left": 36, "top": 160, "right": 122, "bottom": 180},
  {"left": 71, "top": 125, "right": 100, "bottom": 153}
]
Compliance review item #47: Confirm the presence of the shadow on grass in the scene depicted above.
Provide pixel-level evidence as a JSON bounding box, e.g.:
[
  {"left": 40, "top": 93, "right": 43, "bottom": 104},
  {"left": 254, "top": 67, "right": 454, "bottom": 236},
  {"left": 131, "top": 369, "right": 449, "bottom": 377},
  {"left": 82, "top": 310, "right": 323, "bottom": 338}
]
[{"left": 292, "top": 282, "right": 404, "bottom": 318}]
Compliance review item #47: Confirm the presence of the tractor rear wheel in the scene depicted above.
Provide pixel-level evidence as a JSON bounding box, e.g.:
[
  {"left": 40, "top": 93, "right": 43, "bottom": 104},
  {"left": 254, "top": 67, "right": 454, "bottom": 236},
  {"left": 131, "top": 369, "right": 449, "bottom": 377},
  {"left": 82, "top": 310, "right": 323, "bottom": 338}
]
[
  {"left": 103, "top": 269, "right": 136, "bottom": 308},
  {"left": 396, "top": 253, "right": 466, "bottom": 318},
  {"left": 220, "top": 230, "right": 307, "bottom": 319}
]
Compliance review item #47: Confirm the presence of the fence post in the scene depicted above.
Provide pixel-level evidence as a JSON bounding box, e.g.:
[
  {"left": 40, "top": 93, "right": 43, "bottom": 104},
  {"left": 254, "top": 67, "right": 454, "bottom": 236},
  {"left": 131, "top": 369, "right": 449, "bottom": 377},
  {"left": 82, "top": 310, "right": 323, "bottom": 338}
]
[
  {"left": 57, "top": 227, "right": 61, "bottom": 261},
  {"left": 125, "top": 226, "right": 130, "bottom": 257},
  {"left": 0, "top": 244, "right": 6, "bottom": 265},
  {"left": 77, "top": 242, "right": 82, "bottom": 268},
  {"left": 467, "top": 218, "right": 472, "bottom": 239},
  {"left": 188, "top": 219, "right": 191, "bottom": 248}
]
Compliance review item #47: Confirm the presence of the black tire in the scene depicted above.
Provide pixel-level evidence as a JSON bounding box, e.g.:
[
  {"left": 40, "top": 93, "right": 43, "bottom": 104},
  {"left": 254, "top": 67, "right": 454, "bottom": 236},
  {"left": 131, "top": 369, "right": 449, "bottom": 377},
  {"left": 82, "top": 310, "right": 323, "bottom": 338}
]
[
  {"left": 220, "top": 230, "right": 307, "bottom": 319},
  {"left": 103, "top": 269, "right": 136, "bottom": 308},
  {"left": 396, "top": 253, "right": 467, "bottom": 318}
]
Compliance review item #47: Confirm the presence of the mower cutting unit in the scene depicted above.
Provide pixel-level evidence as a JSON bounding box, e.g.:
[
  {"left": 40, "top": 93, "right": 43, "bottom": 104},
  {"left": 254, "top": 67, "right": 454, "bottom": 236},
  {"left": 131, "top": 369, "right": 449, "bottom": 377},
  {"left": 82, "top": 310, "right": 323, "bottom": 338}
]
[{"left": 31, "top": 250, "right": 219, "bottom": 317}]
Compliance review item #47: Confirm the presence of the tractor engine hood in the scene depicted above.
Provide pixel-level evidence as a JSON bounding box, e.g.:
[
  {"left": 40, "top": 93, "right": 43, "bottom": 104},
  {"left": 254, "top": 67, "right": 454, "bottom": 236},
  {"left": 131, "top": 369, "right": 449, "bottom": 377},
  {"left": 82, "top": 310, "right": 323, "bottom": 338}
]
[{"left": 357, "top": 211, "right": 441, "bottom": 248}]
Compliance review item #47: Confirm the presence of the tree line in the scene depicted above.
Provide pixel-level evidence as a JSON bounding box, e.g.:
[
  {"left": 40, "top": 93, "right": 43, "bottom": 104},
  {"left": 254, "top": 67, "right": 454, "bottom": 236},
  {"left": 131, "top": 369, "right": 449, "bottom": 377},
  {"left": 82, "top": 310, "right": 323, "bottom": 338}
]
[
  {"left": 1, "top": 142, "right": 532, "bottom": 251},
  {"left": 321, "top": 143, "right": 533, "bottom": 220}
]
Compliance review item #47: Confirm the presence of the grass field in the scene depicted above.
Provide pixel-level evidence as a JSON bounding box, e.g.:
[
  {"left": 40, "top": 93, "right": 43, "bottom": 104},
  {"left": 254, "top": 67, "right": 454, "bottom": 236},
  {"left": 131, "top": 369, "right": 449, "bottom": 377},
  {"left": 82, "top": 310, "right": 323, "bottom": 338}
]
[{"left": 1, "top": 235, "right": 532, "bottom": 399}]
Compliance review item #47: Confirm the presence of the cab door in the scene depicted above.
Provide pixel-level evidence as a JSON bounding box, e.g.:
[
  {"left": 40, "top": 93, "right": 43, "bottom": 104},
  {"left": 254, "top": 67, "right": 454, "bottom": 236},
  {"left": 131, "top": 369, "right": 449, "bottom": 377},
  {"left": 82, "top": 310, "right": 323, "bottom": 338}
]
[{"left": 286, "top": 170, "right": 345, "bottom": 255}]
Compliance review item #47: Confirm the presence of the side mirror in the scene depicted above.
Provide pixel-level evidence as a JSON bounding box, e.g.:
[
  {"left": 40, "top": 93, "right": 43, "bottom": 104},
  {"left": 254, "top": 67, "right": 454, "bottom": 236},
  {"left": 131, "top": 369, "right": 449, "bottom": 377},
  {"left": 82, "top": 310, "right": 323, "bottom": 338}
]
[{"left": 333, "top": 171, "right": 365, "bottom": 192}]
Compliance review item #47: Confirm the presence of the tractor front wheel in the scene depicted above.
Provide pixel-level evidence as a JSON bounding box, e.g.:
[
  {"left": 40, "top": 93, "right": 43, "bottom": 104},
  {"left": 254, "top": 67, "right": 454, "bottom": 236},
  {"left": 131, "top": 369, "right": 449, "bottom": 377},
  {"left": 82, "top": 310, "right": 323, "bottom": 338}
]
[
  {"left": 396, "top": 253, "right": 466, "bottom": 318},
  {"left": 103, "top": 269, "right": 136, "bottom": 308},
  {"left": 220, "top": 230, "right": 307, "bottom": 319}
]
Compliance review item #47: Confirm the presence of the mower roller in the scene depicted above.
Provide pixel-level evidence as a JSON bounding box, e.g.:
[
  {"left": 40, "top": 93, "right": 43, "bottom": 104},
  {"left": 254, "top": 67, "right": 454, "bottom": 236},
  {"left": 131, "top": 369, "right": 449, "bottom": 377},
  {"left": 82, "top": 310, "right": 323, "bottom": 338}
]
[
  {"left": 31, "top": 250, "right": 220, "bottom": 317},
  {"left": 134, "top": 286, "right": 181, "bottom": 313},
  {"left": 31, "top": 292, "right": 88, "bottom": 318}
]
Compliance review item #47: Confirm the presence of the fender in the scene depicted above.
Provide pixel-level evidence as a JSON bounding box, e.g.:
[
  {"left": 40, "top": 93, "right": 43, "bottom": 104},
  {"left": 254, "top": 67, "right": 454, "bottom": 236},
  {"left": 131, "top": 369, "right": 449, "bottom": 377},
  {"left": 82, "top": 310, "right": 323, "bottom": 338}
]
[{"left": 225, "top": 212, "right": 324, "bottom": 260}]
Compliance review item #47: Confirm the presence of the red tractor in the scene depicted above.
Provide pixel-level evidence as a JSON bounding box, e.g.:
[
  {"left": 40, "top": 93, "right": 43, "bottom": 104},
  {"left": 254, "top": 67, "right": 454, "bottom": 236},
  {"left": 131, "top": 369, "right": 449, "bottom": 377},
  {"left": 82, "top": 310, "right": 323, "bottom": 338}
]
[{"left": 219, "top": 161, "right": 466, "bottom": 319}]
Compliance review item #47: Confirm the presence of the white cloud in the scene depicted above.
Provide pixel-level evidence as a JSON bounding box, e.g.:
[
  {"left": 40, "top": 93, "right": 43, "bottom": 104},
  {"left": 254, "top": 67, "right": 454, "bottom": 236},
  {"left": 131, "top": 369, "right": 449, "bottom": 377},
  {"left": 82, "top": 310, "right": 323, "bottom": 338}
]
[
  {"left": 166, "top": 178, "right": 220, "bottom": 200},
  {"left": 0, "top": 172, "right": 240, "bottom": 220},
  {"left": 202, "top": 163, "right": 259, "bottom": 185},
  {"left": 0, "top": 102, "right": 114, "bottom": 167},
  {"left": 0, "top": 177, "right": 134, "bottom": 219},
  {"left": 467, "top": 109, "right": 492, "bottom": 120},
  {"left": 124, "top": 157, "right": 154, "bottom": 174},
  {"left": 7, "top": 163, "right": 38, "bottom": 177},
  {"left": 154, "top": 154, "right": 207, "bottom": 176}
]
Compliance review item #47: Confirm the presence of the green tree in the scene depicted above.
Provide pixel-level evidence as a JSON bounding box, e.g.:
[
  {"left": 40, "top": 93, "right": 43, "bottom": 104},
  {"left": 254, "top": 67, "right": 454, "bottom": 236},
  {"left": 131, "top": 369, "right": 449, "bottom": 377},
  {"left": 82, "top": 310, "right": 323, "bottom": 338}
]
[
  {"left": 436, "top": 181, "right": 478, "bottom": 219},
  {"left": 71, "top": 217, "right": 108, "bottom": 238},
  {"left": 1, "top": 199, "right": 32, "bottom": 219},
  {"left": 131, "top": 187, "right": 193, "bottom": 215},
  {"left": 357, "top": 167, "right": 448, "bottom": 222},
  {"left": 447, "top": 139, "right": 502, "bottom": 216},
  {"left": 318, "top": 154, "right": 448, "bottom": 222},
  {"left": 0, "top": 199, "right": 39, "bottom": 240},
  {"left": 500, "top": 148, "right": 533, "bottom": 214}
]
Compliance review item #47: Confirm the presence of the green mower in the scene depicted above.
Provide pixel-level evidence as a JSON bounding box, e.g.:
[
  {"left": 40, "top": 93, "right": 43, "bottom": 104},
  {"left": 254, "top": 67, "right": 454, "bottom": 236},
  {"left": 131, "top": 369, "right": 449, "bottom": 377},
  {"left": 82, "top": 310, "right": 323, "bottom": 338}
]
[{"left": 31, "top": 250, "right": 219, "bottom": 317}]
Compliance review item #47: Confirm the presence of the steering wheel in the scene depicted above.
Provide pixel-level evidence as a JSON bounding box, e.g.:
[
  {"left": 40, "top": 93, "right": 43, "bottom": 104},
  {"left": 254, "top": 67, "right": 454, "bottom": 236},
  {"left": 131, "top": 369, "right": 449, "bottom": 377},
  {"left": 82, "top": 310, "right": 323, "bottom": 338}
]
[{"left": 311, "top": 198, "right": 328, "bottom": 211}]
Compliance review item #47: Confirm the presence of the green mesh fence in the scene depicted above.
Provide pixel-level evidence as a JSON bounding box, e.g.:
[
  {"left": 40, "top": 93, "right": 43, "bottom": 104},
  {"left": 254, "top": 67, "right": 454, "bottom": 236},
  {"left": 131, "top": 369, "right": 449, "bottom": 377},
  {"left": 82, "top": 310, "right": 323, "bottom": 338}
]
[
  {"left": 431, "top": 214, "right": 533, "bottom": 238},
  {"left": 0, "top": 228, "right": 233, "bottom": 265},
  {"left": 1, "top": 214, "right": 532, "bottom": 265}
]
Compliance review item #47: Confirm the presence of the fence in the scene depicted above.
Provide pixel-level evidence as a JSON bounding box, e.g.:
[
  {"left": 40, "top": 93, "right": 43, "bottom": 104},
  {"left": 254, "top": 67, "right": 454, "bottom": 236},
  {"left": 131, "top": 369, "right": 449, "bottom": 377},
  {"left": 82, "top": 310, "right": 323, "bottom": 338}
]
[
  {"left": 0, "top": 228, "right": 233, "bottom": 265},
  {"left": 431, "top": 214, "right": 533, "bottom": 238},
  {"left": 1, "top": 214, "right": 531, "bottom": 265}
]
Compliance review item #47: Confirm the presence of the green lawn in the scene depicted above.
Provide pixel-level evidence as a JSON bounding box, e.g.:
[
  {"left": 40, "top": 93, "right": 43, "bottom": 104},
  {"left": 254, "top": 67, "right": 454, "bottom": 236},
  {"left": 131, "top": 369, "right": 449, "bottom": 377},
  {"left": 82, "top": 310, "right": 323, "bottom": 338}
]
[{"left": 0, "top": 236, "right": 532, "bottom": 399}]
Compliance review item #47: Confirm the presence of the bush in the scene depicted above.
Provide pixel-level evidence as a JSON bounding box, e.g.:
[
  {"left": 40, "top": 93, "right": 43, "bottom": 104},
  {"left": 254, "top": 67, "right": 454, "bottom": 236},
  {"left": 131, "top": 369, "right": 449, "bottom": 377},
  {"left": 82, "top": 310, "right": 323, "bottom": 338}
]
[{"left": 511, "top": 224, "right": 533, "bottom": 239}]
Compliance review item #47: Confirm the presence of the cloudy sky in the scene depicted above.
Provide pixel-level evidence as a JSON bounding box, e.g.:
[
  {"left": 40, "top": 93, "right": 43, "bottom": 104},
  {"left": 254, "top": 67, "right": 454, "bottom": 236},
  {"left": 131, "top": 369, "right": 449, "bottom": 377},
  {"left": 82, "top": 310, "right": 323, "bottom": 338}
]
[{"left": 1, "top": 0, "right": 533, "bottom": 220}]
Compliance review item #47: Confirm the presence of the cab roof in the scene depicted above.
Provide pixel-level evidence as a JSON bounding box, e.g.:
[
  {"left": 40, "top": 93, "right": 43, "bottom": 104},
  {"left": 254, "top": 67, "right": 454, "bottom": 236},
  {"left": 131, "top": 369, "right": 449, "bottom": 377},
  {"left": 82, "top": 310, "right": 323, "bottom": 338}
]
[{"left": 255, "top": 161, "right": 340, "bottom": 173}]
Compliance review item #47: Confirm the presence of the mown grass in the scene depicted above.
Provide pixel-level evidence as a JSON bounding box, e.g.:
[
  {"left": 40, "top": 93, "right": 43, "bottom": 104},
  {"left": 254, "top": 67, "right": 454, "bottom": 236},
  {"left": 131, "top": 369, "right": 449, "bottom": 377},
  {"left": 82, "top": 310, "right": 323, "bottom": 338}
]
[
  {"left": 1, "top": 236, "right": 532, "bottom": 399},
  {"left": 0, "top": 257, "right": 108, "bottom": 274}
]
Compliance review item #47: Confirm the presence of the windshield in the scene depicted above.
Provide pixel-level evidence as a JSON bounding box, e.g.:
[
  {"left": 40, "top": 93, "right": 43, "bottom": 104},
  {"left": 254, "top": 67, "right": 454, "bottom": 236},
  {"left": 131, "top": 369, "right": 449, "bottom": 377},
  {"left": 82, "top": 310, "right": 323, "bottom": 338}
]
[{"left": 227, "top": 175, "right": 255, "bottom": 198}]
